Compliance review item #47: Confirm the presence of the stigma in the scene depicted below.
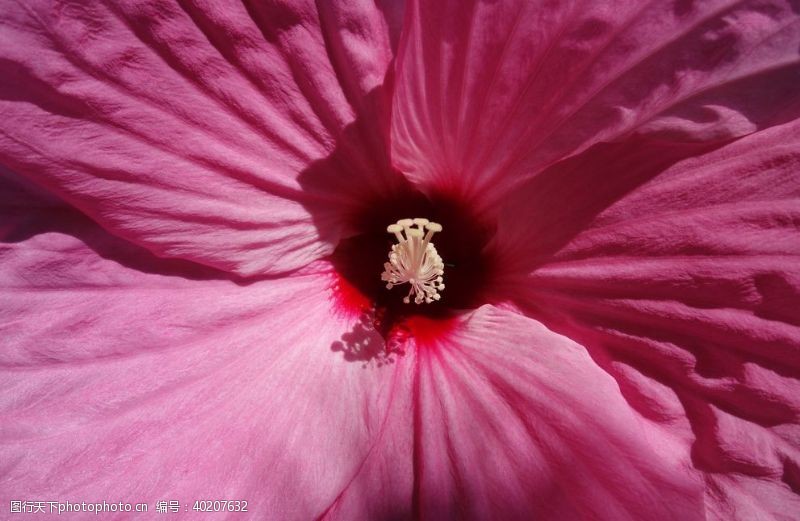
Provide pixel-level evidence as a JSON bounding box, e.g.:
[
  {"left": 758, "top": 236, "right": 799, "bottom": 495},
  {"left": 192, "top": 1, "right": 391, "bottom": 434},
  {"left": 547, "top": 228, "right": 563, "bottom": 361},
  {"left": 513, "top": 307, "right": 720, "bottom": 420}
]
[{"left": 381, "top": 218, "right": 445, "bottom": 304}]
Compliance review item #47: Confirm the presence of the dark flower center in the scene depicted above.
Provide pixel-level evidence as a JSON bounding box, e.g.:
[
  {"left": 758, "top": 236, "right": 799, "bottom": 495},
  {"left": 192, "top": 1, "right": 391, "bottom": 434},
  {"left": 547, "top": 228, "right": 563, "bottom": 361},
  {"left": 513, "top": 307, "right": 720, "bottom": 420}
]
[{"left": 330, "top": 180, "right": 496, "bottom": 342}]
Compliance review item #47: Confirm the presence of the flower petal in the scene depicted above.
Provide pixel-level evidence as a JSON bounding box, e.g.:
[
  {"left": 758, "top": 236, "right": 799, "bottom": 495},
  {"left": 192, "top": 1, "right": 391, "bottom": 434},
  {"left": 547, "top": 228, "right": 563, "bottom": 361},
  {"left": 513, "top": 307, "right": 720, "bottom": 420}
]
[
  {"left": 317, "top": 352, "right": 416, "bottom": 521},
  {"left": 497, "top": 120, "right": 800, "bottom": 518},
  {"left": 0, "top": 0, "right": 402, "bottom": 276},
  {"left": 400, "top": 306, "right": 705, "bottom": 520},
  {"left": 0, "top": 188, "right": 403, "bottom": 519},
  {"left": 391, "top": 0, "right": 800, "bottom": 204}
]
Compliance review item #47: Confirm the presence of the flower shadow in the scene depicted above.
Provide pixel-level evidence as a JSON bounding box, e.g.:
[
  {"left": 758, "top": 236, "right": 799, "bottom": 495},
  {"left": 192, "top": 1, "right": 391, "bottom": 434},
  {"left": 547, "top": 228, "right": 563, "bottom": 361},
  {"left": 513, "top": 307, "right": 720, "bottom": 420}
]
[{"left": 330, "top": 310, "right": 407, "bottom": 368}]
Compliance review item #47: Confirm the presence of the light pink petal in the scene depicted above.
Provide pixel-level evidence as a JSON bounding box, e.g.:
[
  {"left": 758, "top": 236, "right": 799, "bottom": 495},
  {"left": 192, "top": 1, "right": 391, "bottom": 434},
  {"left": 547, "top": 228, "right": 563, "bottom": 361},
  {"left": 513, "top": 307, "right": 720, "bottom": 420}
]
[
  {"left": 495, "top": 120, "right": 800, "bottom": 518},
  {"left": 395, "top": 305, "right": 705, "bottom": 520},
  {"left": 0, "top": 186, "right": 404, "bottom": 519},
  {"left": 391, "top": 0, "right": 800, "bottom": 204},
  {"left": 0, "top": 0, "right": 402, "bottom": 276},
  {"left": 317, "top": 351, "right": 416, "bottom": 521}
]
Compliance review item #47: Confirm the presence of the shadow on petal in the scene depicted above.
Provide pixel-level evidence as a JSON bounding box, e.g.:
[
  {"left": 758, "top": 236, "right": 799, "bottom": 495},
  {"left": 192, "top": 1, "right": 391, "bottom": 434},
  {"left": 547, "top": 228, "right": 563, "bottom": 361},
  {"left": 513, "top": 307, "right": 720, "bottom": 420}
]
[
  {"left": 490, "top": 136, "right": 730, "bottom": 287},
  {"left": 0, "top": 168, "right": 231, "bottom": 282},
  {"left": 330, "top": 309, "right": 407, "bottom": 368}
]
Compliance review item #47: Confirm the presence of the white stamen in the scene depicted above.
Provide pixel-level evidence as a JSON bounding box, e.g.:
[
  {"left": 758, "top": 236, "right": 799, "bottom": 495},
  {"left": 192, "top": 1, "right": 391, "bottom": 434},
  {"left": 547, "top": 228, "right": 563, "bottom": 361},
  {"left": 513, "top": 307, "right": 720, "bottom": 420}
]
[{"left": 381, "top": 218, "right": 445, "bottom": 304}]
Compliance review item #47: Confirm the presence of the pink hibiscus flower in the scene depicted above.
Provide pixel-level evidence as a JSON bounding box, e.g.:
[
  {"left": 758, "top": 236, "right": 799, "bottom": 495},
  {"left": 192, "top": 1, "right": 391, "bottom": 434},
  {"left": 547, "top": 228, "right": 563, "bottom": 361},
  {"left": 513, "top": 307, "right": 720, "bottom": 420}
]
[{"left": 2, "top": 0, "right": 800, "bottom": 519}]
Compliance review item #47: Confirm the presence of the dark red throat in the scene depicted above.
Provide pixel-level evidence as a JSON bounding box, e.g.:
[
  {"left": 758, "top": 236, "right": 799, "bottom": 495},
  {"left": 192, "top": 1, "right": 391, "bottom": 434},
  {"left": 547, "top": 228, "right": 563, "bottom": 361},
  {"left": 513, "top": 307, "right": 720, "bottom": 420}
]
[{"left": 330, "top": 180, "right": 496, "bottom": 342}]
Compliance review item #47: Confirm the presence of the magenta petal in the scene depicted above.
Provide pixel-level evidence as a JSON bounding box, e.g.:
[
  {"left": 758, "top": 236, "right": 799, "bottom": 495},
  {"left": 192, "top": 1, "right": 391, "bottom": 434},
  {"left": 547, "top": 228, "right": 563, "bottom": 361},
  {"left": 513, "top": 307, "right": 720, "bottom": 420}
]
[
  {"left": 391, "top": 0, "right": 800, "bottom": 203},
  {"left": 0, "top": 206, "right": 404, "bottom": 519},
  {"left": 404, "top": 306, "right": 705, "bottom": 520},
  {"left": 497, "top": 121, "right": 800, "bottom": 517},
  {"left": 0, "top": 0, "right": 401, "bottom": 276}
]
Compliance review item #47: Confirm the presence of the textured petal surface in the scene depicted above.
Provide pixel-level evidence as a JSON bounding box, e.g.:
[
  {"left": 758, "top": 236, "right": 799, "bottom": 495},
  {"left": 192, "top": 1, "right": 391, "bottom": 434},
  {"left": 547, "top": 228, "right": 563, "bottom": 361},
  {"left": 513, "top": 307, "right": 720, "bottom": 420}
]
[
  {"left": 402, "top": 306, "right": 705, "bottom": 521},
  {"left": 0, "top": 178, "right": 406, "bottom": 520},
  {"left": 494, "top": 120, "right": 800, "bottom": 519},
  {"left": 391, "top": 0, "right": 800, "bottom": 204},
  {"left": 0, "top": 0, "right": 402, "bottom": 276},
  {"left": 317, "top": 344, "right": 416, "bottom": 521}
]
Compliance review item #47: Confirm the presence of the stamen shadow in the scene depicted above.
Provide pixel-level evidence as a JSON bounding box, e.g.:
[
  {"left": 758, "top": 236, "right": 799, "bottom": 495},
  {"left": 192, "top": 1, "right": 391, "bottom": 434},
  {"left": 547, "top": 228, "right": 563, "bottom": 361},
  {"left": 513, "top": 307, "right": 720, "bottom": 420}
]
[{"left": 330, "top": 310, "right": 407, "bottom": 368}]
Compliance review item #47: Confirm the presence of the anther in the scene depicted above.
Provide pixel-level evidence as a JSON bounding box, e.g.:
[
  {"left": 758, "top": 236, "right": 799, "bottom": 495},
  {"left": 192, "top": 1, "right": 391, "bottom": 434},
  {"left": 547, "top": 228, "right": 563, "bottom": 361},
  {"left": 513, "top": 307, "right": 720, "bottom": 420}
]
[{"left": 380, "top": 218, "right": 445, "bottom": 305}]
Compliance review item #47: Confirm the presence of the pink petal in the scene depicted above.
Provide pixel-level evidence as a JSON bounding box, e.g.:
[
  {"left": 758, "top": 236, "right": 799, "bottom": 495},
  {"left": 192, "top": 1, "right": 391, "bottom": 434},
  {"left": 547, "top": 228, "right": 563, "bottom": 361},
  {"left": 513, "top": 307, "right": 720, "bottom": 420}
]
[
  {"left": 0, "top": 189, "right": 404, "bottom": 519},
  {"left": 391, "top": 0, "right": 800, "bottom": 204},
  {"left": 317, "top": 351, "right": 416, "bottom": 521},
  {"left": 496, "top": 120, "right": 800, "bottom": 517},
  {"left": 0, "top": 0, "right": 402, "bottom": 276},
  {"left": 399, "top": 306, "right": 705, "bottom": 520}
]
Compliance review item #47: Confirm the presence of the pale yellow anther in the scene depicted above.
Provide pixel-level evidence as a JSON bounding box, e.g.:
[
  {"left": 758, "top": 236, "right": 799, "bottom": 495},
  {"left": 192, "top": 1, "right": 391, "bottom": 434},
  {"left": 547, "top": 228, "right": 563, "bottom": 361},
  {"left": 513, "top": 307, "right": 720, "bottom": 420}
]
[
  {"left": 381, "top": 218, "right": 445, "bottom": 305},
  {"left": 425, "top": 222, "right": 442, "bottom": 233}
]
